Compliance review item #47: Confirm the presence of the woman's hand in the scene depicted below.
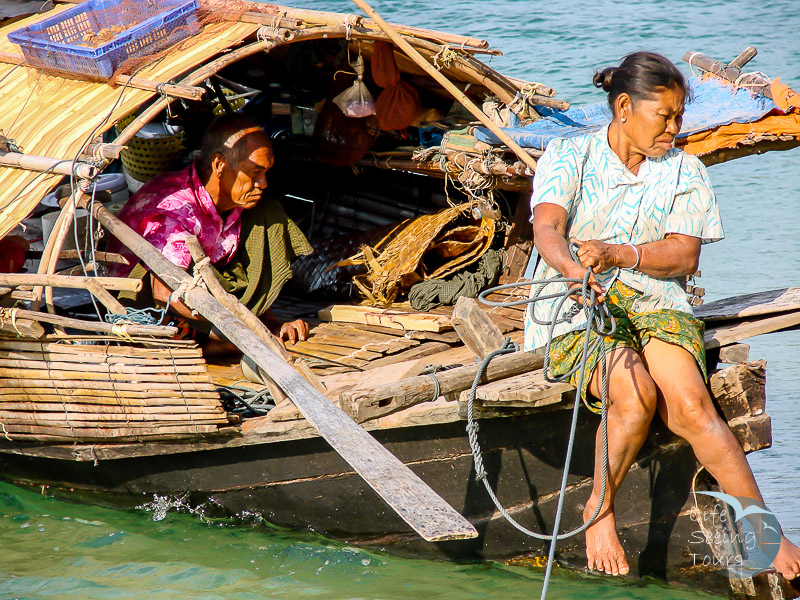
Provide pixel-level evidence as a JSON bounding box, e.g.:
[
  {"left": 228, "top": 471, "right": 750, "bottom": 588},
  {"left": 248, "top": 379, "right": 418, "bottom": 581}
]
[
  {"left": 572, "top": 239, "right": 623, "bottom": 274},
  {"left": 562, "top": 259, "right": 606, "bottom": 305}
]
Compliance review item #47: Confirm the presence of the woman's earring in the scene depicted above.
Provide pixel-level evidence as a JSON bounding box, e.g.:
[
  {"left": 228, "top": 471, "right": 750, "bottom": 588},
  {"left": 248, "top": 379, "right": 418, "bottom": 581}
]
[{"left": 621, "top": 116, "right": 627, "bottom": 123}]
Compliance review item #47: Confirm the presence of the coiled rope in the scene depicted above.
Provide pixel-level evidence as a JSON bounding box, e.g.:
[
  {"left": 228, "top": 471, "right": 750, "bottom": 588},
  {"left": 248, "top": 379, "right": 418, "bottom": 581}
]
[{"left": 469, "top": 252, "right": 616, "bottom": 600}]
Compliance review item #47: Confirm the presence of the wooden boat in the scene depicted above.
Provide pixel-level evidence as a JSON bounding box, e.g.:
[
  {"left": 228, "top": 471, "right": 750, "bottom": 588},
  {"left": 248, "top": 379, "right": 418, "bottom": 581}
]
[{"left": 1, "top": 2, "right": 800, "bottom": 599}]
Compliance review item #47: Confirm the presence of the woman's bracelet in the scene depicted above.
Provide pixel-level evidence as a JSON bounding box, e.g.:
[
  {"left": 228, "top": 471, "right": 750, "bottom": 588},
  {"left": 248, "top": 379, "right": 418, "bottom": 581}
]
[{"left": 624, "top": 243, "right": 641, "bottom": 270}]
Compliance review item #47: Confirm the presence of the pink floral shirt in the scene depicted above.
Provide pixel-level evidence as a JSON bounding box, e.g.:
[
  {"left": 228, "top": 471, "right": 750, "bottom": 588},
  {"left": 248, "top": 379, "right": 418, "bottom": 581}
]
[{"left": 114, "top": 162, "right": 242, "bottom": 275}]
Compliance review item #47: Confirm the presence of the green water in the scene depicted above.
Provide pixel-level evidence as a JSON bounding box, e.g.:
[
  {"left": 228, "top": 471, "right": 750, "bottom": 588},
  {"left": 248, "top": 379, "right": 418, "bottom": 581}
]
[
  {"left": 2, "top": 0, "right": 800, "bottom": 598},
  {"left": 0, "top": 481, "right": 721, "bottom": 600}
]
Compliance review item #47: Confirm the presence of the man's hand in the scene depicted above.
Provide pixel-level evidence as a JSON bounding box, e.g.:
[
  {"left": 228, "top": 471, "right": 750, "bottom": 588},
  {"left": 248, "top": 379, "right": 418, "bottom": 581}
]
[{"left": 277, "top": 319, "right": 309, "bottom": 345}]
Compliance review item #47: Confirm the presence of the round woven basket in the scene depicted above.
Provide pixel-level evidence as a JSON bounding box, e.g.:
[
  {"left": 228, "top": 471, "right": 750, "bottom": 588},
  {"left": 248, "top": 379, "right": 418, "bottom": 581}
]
[{"left": 116, "top": 111, "right": 185, "bottom": 186}]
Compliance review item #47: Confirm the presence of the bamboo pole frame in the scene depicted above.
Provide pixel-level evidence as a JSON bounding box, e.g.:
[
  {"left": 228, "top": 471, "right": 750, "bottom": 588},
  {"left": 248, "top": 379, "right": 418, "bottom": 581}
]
[
  {"left": 0, "top": 52, "right": 206, "bottom": 100},
  {"left": 349, "top": 0, "right": 538, "bottom": 173}
]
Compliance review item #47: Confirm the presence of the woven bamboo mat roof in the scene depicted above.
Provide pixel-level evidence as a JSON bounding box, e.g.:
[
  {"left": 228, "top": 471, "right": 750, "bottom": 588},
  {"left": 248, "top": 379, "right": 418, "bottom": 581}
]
[{"left": 0, "top": 7, "right": 257, "bottom": 239}]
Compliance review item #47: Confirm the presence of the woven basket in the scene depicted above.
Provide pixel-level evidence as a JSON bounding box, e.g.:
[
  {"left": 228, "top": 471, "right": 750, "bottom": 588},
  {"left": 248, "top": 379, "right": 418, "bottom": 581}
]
[{"left": 116, "top": 111, "right": 184, "bottom": 185}]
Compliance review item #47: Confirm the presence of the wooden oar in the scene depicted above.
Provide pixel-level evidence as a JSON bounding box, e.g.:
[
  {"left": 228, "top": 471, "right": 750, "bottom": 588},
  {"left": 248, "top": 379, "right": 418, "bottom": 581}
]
[
  {"left": 349, "top": 0, "right": 538, "bottom": 172},
  {"left": 80, "top": 198, "right": 478, "bottom": 543}
]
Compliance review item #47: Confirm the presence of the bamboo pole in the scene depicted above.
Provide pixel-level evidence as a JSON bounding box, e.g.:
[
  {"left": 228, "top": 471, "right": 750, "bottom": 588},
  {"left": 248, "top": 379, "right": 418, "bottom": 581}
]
[
  {"left": 0, "top": 340, "right": 197, "bottom": 357},
  {"left": 225, "top": 1, "right": 491, "bottom": 48},
  {"left": 0, "top": 402, "right": 222, "bottom": 414},
  {"left": 113, "top": 27, "right": 509, "bottom": 149},
  {"left": 682, "top": 50, "right": 772, "bottom": 99},
  {"left": 114, "top": 37, "right": 281, "bottom": 147},
  {"left": 83, "top": 143, "right": 127, "bottom": 161},
  {"left": 0, "top": 52, "right": 206, "bottom": 100},
  {"left": 33, "top": 190, "right": 79, "bottom": 312},
  {"left": 349, "top": 0, "right": 537, "bottom": 172},
  {"left": 0, "top": 307, "right": 175, "bottom": 337},
  {"left": 85, "top": 278, "right": 128, "bottom": 315},
  {"left": 0, "top": 151, "right": 97, "bottom": 179},
  {"left": 0, "top": 274, "right": 141, "bottom": 292}
]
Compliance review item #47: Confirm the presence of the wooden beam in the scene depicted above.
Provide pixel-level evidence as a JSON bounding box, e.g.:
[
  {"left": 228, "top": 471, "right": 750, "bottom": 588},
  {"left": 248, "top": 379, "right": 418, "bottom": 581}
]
[
  {"left": 341, "top": 349, "right": 544, "bottom": 422},
  {"left": 0, "top": 274, "right": 141, "bottom": 292},
  {"left": 718, "top": 343, "right": 750, "bottom": 365},
  {"left": 728, "top": 46, "right": 758, "bottom": 70},
  {"left": 0, "top": 316, "right": 45, "bottom": 338},
  {"left": 682, "top": 50, "right": 772, "bottom": 99},
  {"left": 81, "top": 198, "right": 478, "bottom": 543},
  {"left": 709, "top": 360, "right": 765, "bottom": 422},
  {"left": 451, "top": 296, "right": 505, "bottom": 358},
  {"left": 185, "top": 235, "right": 324, "bottom": 401}
]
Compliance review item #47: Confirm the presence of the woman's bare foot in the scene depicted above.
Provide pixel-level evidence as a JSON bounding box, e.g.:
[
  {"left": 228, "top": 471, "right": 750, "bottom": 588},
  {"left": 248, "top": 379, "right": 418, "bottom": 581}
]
[
  {"left": 774, "top": 535, "right": 800, "bottom": 580},
  {"left": 584, "top": 499, "right": 630, "bottom": 576}
]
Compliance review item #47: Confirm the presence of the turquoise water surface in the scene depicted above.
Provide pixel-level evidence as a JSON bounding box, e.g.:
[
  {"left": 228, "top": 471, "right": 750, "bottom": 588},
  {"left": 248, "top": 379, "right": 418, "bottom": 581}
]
[{"left": 2, "top": 1, "right": 799, "bottom": 598}]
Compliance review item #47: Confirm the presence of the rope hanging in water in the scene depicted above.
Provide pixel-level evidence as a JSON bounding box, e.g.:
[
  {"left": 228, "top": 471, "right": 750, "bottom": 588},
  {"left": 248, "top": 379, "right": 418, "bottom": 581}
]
[{"left": 467, "top": 251, "right": 616, "bottom": 600}]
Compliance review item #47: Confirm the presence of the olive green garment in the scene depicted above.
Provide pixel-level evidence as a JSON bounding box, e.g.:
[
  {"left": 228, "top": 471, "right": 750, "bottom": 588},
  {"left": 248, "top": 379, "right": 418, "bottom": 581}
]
[
  {"left": 120, "top": 197, "right": 313, "bottom": 318},
  {"left": 212, "top": 197, "right": 314, "bottom": 317}
]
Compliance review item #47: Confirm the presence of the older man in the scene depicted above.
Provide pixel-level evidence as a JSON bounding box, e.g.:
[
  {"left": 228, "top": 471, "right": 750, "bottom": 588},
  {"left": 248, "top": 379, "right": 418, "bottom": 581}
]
[{"left": 114, "top": 113, "right": 313, "bottom": 349}]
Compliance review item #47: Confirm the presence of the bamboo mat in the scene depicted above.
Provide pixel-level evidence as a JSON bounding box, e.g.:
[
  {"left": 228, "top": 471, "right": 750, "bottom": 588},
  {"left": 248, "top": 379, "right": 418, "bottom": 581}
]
[
  {"left": 0, "top": 336, "right": 237, "bottom": 443},
  {"left": 0, "top": 9, "right": 257, "bottom": 239},
  {"left": 285, "top": 288, "right": 526, "bottom": 374}
]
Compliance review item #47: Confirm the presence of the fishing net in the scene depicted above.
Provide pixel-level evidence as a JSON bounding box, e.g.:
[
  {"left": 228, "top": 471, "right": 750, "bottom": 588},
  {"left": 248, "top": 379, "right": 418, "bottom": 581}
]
[{"left": 343, "top": 203, "right": 497, "bottom": 306}]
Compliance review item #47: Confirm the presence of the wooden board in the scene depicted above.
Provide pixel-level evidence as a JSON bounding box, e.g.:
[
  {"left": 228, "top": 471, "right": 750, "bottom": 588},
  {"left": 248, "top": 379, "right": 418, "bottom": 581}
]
[
  {"left": 319, "top": 305, "right": 452, "bottom": 332},
  {"left": 466, "top": 369, "right": 573, "bottom": 408},
  {"left": 451, "top": 296, "right": 505, "bottom": 358},
  {"left": 92, "top": 202, "right": 477, "bottom": 543},
  {"left": 696, "top": 287, "right": 800, "bottom": 322},
  {"left": 704, "top": 310, "right": 800, "bottom": 348}
]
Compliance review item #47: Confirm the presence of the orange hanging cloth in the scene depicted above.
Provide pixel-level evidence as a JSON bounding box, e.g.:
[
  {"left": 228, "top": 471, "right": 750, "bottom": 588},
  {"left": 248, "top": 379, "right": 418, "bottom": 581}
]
[{"left": 371, "top": 41, "right": 421, "bottom": 131}]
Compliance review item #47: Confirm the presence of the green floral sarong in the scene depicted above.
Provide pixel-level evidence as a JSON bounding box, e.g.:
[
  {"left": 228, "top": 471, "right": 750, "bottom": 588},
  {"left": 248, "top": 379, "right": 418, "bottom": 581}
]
[{"left": 546, "top": 280, "right": 707, "bottom": 413}]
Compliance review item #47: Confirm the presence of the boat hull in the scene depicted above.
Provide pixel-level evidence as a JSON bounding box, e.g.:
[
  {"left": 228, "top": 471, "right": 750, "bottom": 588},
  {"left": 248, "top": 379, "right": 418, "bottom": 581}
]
[{"left": 1, "top": 410, "right": 792, "bottom": 598}]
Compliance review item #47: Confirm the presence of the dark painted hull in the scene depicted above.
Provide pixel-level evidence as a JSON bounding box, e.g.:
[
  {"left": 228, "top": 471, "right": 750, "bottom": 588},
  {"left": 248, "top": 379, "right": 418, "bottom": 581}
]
[{"left": 0, "top": 412, "right": 794, "bottom": 599}]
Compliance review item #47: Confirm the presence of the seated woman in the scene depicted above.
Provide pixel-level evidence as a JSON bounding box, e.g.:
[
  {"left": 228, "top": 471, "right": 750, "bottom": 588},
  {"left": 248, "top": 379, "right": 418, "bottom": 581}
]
[{"left": 525, "top": 51, "right": 800, "bottom": 578}]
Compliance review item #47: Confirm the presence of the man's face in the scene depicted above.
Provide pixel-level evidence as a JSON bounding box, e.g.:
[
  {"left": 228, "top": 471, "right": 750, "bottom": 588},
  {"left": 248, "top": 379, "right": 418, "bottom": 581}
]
[{"left": 217, "top": 132, "right": 274, "bottom": 211}]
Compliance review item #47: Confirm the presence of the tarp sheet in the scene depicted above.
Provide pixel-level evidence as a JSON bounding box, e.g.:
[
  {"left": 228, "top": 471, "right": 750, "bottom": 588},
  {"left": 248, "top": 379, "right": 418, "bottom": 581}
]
[{"left": 475, "top": 76, "right": 778, "bottom": 150}]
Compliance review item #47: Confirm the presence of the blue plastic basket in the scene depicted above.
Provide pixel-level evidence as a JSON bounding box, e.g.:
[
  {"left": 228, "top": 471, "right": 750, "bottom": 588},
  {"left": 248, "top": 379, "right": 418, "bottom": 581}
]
[{"left": 8, "top": 0, "right": 199, "bottom": 80}]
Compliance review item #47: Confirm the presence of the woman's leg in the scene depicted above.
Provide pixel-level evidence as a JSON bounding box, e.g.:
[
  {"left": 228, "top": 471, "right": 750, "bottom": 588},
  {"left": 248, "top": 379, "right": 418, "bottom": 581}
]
[
  {"left": 642, "top": 338, "right": 800, "bottom": 580},
  {"left": 582, "top": 347, "right": 658, "bottom": 575}
]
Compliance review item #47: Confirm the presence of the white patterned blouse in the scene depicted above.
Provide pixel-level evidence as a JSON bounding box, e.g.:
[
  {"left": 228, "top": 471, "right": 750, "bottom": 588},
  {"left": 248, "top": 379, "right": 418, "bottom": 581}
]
[{"left": 523, "top": 125, "right": 725, "bottom": 352}]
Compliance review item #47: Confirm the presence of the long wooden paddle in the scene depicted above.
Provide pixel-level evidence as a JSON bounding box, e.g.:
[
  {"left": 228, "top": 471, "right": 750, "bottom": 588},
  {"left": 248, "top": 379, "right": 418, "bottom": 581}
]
[
  {"left": 349, "top": 0, "right": 538, "bottom": 172},
  {"left": 82, "top": 198, "right": 477, "bottom": 542}
]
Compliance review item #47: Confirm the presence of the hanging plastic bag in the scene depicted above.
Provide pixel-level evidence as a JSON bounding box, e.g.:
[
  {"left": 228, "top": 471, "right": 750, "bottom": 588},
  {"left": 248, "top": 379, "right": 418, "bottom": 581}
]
[
  {"left": 314, "top": 75, "right": 372, "bottom": 167},
  {"left": 333, "top": 80, "right": 375, "bottom": 118},
  {"left": 333, "top": 54, "right": 375, "bottom": 118}
]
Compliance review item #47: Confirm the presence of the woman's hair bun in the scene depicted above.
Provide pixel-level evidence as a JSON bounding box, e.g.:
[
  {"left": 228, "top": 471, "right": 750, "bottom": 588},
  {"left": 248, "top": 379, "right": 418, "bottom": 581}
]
[{"left": 592, "top": 67, "right": 616, "bottom": 92}]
